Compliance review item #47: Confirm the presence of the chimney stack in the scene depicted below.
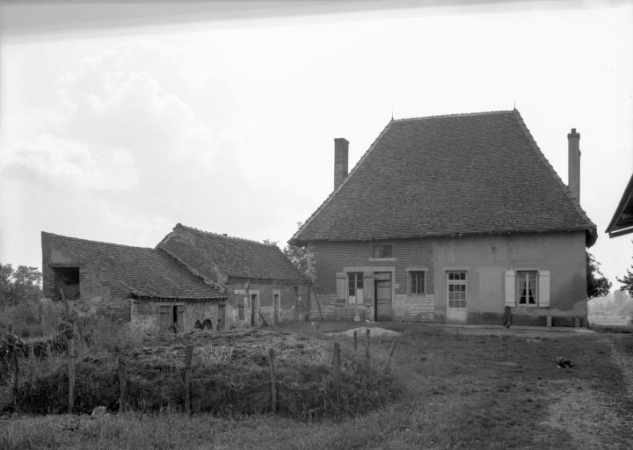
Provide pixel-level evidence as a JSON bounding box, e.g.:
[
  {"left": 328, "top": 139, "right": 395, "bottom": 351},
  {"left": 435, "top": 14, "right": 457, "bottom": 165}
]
[
  {"left": 567, "top": 128, "right": 580, "bottom": 203},
  {"left": 334, "top": 138, "right": 349, "bottom": 190}
]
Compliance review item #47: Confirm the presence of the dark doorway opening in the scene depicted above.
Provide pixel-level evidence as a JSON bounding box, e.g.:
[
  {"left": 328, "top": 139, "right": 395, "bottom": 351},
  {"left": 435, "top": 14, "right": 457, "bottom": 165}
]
[{"left": 52, "top": 267, "right": 80, "bottom": 300}]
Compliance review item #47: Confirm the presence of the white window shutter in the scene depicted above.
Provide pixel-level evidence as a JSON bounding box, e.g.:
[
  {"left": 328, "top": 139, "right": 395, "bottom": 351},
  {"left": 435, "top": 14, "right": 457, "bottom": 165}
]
[
  {"left": 505, "top": 271, "right": 516, "bottom": 307},
  {"left": 539, "top": 271, "right": 550, "bottom": 307},
  {"left": 363, "top": 272, "right": 374, "bottom": 302},
  {"left": 336, "top": 272, "right": 347, "bottom": 301}
]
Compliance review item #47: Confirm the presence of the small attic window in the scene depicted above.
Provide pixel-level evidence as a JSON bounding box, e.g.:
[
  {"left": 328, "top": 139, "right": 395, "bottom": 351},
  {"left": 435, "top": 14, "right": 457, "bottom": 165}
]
[
  {"left": 372, "top": 245, "right": 392, "bottom": 258},
  {"left": 52, "top": 267, "right": 80, "bottom": 300}
]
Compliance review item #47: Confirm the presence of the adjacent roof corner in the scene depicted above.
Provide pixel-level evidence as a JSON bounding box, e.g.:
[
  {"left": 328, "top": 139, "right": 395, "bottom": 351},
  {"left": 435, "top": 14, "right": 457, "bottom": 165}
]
[{"left": 606, "top": 173, "right": 633, "bottom": 238}]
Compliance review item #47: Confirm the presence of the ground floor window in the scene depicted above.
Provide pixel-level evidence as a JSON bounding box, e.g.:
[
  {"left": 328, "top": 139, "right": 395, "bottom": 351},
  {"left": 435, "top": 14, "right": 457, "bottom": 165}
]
[
  {"left": 447, "top": 271, "right": 466, "bottom": 308},
  {"left": 409, "top": 271, "right": 426, "bottom": 295},
  {"left": 505, "top": 269, "right": 550, "bottom": 308},
  {"left": 517, "top": 270, "right": 538, "bottom": 305},
  {"left": 348, "top": 272, "right": 363, "bottom": 304}
]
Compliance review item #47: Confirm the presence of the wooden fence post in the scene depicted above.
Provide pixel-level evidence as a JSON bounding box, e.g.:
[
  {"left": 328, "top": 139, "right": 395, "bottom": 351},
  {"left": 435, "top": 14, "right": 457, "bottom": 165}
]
[
  {"left": 12, "top": 346, "right": 19, "bottom": 410},
  {"left": 332, "top": 343, "right": 341, "bottom": 405},
  {"left": 365, "top": 329, "right": 371, "bottom": 360},
  {"left": 353, "top": 331, "right": 357, "bottom": 351},
  {"left": 68, "top": 337, "right": 75, "bottom": 413},
  {"left": 184, "top": 345, "right": 193, "bottom": 414},
  {"left": 387, "top": 338, "right": 398, "bottom": 369},
  {"left": 118, "top": 355, "right": 127, "bottom": 412},
  {"left": 268, "top": 348, "right": 277, "bottom": 413}
]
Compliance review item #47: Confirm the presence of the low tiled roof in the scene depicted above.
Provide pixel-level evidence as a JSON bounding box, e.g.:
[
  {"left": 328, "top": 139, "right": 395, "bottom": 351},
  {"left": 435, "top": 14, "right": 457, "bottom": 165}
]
[
  {"left": 290, "top": 110, "right": 597, "bottom": 246},
  {"left": 42, "top": 232, "right": 226, "bottom": 300},
  {"left": 159, "top": 224, "right": 308, "bottom": 282}
]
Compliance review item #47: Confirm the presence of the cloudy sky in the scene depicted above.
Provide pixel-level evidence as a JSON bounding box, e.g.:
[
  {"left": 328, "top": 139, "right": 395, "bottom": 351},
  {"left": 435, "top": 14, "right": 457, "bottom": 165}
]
[{"left": 0, "top": 0, "right": 631, "bottom": 290}]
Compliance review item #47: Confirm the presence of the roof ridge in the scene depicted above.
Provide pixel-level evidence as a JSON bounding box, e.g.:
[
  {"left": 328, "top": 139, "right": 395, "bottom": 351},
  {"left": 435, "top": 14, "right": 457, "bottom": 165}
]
[
  {"left": 393, "top": 109, "right": 514, "bottom": 123},
  {"left": 155, "top": 246, "right": 227, "bottom": 293},
  {"left": 42, "top": 231, "right": 154, "bottom": 251},
  {"left": 176, "top": 223, "right": 278, "bottom": 248},
  {"left": 290, "top": 119, "right": 395, "bottom": 245},
  {"left": 511, "top": 109, "right": 597, "bottom": 246}
]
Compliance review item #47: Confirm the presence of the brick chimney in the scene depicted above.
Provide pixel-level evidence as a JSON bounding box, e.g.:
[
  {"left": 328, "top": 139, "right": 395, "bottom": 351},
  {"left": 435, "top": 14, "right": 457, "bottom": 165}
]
[
  {"left": 334, "top": 138, "right": 349, "bottom": 190},
  {"left": 567, "top": 128, "right": 580, "bottom": 203}
]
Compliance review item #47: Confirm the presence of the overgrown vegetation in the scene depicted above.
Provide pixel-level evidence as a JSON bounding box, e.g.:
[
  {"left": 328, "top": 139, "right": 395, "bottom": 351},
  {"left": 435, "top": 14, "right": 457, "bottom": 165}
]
[
  {"left": 2, "top": 324, "right": 632, "bottom": 450},
  {"left": 2, "top": 326, "right": 401, "bottom": 421},
  {"left": 618, "top": 240, "right": 633, "bottom": 296},
  {"left": 0, "top": 263, "right": 42, "bottom": 306},
  {"left": 586, "top": 251, "right": 611, "bottom": 299}
]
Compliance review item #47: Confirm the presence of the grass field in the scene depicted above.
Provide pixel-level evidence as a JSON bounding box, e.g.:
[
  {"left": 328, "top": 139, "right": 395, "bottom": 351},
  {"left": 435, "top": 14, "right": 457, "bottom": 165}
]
[{"left": 2, "top": 321, "right": 633, "bottom": 450}]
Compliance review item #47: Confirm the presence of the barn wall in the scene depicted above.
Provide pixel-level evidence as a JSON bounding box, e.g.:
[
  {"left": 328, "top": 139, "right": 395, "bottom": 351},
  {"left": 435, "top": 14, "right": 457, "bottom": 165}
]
[
  {"left": 41, "top": 236, "right": 130, "bottom": 324},
  {"left": 223, "top": 281, "right": 310, "bottom": 329},
  {"left": 131, "top": 300, "right": 220, "bottom": 333}
]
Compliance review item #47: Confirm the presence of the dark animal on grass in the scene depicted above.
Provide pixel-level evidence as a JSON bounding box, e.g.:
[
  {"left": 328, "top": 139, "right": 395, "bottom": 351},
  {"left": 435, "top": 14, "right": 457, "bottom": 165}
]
[{"left": 556, "top": 357, "right": 574, "bottom": 368}]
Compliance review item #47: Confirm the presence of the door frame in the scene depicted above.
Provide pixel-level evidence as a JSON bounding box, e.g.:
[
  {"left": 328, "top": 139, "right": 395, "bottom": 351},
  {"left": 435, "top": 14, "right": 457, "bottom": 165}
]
[
  {"left": 272, "top": 290, "right": 281, "bottom": 325},
  {"left": 445, "top": 269, "right": 468, "bottom": 323},
  {"left": 249, "top": 290, "right": 260, "bottom": 326},
  {"left": 217, "top": 303, "right": 226, "bottom": 331},
  {"left": 373, "top": 271, "right": 394, "bottom": 322}
]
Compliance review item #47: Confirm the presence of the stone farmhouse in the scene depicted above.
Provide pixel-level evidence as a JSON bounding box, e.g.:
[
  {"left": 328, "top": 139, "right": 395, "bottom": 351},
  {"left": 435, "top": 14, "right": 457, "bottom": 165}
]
[
  {"left": 289, "top": 110, "right": 597, "bottom": 327},
  {"left": 42, "top": 224, "right": 309, "bottom": 333}
]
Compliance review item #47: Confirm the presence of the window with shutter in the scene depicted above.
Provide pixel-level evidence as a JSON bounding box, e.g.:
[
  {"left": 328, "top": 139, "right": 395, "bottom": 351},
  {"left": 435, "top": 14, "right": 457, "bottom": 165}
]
[
  {"left": 538, "top": 271, "right": 550, "bottom": 307},
  {"left": 348, "top": 272, "right": 363, "bottom": 304},
  {"left": 363, "top": 273, "right": 374, "bottom": 302},
  {"left": 517, "top": 271, "right": 538, "bottom": 305},
  {"left": 505, "top": 271, "right": 516, "bottom": 307},
  {"left": 336, "top": 272, "right": 347, "bottom": 302},
  {"left": 159, "top": 305, "right": 171, "bottom": 332}
]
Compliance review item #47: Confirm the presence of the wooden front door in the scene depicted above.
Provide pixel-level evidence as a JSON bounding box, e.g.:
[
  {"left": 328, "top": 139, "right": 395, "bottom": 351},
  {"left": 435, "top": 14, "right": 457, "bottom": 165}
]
[
  {"left": 374, "top": 272, "right": 393, "bottom": 321},
  {"left": 250, "top": 293, "right": 259, "bottom": 326},
  {"left": 273, "top": 293, "right": 280, "bottom": 325},
  {"left": 217, "top": 304, "right": 226, "bottom": 331},
  {"left": 159, "top": 304, "right": 183, "bottom": 332}
]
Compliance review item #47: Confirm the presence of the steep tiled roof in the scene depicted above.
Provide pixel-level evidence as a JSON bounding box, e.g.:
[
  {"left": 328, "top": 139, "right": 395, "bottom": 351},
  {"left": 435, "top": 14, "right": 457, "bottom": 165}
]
[
  {"left": 158, "top": 224, "right": 308, "bottom": 282},
  {"left": 42, "top": 232, "right": 226, "bottom": 300},
  {"left": 290, "top": 110, "right": 597, "bottom": 246}
]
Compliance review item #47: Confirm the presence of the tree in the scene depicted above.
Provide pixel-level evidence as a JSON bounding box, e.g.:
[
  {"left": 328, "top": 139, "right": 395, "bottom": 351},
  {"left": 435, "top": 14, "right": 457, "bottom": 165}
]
[
  {"left": 0, "top": 263, "right": 42, "bottom": 305},
  {"left": 282, "top": 222, "right": 309, "bottom": 278},
  {"left": 283, "top": 243, "right": 308, "bottom": 277},
  {"left": 586, "top": 252, "right": 611, "bottom": 299},
  {"left": 617, "top": 242, "right": 633, "bottom": 296}
]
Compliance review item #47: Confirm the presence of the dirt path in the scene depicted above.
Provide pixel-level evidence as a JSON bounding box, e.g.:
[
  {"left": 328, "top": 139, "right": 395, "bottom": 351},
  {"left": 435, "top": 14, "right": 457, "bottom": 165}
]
[
  {"left": 539, "top": 335, "right": 633, "bottom": 449},
  {"left": 443, "top": 325, "right": 633, "bottom": 449}
]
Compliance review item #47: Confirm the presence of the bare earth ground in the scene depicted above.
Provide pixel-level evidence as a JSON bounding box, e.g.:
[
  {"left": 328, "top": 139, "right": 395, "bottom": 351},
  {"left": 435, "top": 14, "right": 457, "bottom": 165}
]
[
  {"left": 442, "top": 325, "right": 633, "bottom": 450},
  {"left": 2, "top": 322, "right": 633, "bottom": 450}
]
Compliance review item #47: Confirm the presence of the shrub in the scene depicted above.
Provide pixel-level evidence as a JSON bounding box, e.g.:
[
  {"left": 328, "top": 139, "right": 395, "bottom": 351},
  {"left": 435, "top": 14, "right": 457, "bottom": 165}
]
[{"left": 8, "top": 329, "right": 402, "bottom": 420}]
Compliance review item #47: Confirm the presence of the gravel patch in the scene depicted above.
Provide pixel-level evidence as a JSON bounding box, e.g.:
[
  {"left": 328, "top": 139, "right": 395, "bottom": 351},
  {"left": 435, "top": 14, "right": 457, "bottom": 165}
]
[{"left": 326, "top": 327, "right": 402, "bottom": 338}]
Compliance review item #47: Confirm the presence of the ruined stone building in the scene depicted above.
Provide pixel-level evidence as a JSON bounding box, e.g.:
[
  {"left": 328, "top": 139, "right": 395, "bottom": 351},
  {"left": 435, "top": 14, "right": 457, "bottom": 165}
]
[{"left": 42, "top": 224, "right": 309, "bottom": 333}]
